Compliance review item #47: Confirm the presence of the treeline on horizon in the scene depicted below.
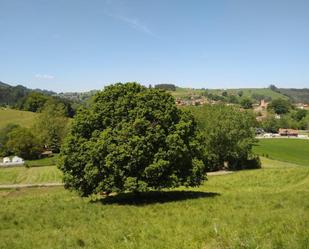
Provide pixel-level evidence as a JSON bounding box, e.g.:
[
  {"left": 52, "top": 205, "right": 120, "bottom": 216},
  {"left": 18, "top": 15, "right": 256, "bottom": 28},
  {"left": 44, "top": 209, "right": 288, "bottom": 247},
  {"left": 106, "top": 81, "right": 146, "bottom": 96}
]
[
  {"left": 0, "top": 81, "right": 77, "bottom": 117},
  {"left": 1, "top": 81, "right": 309, "bottom": 119}
]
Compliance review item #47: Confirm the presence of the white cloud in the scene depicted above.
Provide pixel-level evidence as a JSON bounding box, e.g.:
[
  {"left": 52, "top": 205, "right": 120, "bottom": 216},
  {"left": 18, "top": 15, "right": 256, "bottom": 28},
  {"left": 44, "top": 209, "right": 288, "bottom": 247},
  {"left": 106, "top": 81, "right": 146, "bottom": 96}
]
[
  {"left": 34, "top": 74, "right": 55, "bottom": 80},
  {"left": 110, "top": 14, "right": 157, "bottom": 38}
]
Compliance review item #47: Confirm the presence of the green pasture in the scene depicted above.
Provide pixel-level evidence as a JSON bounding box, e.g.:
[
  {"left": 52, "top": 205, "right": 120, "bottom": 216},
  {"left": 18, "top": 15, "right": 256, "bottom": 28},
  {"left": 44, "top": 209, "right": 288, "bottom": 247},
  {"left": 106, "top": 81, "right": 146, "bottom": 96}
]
[
  {"left": 254, "top": 138, "right": 309, "bottom": 166},
  {"left": 0, "top": 166, "right": 62, "bottom": 185},
  {"left": 26, "top": 154, "right": 59, "bottom": 167},
  {"left": 0, "top": 108, "right": 37, "bottom": 129},
  {"left": 1, "top": 157, "right": 309, "bottom": 249}
]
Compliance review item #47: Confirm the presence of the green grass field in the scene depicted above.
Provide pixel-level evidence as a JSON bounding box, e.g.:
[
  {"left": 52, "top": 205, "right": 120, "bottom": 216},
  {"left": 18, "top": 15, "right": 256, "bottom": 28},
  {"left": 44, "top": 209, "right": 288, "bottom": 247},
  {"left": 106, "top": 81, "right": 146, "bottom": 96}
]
[
  {"left": 254, "top": 138, "right": 309, "bottom": 166},
  {"left": 1, "top": 157, "right": 309, "bottom": 249},
  {"left": 26, "top": 154, "right": 59, "bottom": 167},
  {"left": 0, "top": 108, "right": 37, "bottom": 128},
  {"left": 0, "top": 166, "right": 62, "bottom": 184}
]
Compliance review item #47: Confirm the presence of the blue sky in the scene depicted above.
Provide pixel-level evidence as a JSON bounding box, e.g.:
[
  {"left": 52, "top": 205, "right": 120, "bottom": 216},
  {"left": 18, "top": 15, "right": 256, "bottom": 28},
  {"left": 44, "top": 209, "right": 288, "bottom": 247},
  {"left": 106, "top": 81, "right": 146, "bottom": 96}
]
[{"left": 1, "top": 0, "right": 308, "bottom": 92}]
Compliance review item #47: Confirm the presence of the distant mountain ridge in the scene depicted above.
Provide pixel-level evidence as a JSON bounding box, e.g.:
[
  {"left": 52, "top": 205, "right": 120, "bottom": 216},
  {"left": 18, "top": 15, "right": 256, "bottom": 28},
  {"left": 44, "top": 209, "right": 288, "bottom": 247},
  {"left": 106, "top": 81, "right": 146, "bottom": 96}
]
[
  {"left": 1, "top": 81, "right": 308, "bottom": 105},
  {"left": 0, "top": 81, "right": 57, "bottom": 106}
]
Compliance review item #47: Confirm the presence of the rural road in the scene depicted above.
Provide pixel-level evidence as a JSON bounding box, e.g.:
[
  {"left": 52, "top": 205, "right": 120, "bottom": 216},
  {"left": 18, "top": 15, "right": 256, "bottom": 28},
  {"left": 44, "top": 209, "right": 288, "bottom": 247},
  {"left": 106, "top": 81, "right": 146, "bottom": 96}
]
[{"left": 0, "top": 183, "right": 64, "bottom": 189}]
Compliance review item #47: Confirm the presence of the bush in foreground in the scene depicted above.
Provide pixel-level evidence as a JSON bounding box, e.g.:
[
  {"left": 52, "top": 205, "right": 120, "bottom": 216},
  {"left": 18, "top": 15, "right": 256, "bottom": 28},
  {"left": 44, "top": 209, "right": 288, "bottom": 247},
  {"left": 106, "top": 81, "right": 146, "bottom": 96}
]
[{"left": 59, "top": 83, "right": 206, "bottom": 196}]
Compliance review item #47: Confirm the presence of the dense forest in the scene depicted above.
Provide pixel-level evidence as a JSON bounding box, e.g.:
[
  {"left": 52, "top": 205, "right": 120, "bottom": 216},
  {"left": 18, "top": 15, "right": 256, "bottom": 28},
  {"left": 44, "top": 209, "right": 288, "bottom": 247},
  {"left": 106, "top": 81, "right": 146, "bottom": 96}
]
[{"left": 0, "top": 81, "right": 77, "bottom": 117}]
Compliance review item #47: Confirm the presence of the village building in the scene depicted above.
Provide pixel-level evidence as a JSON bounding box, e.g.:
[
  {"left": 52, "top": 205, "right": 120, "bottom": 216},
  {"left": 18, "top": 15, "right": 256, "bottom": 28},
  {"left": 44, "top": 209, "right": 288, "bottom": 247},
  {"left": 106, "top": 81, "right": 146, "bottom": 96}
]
[
  {"left": 12, "top": 156, "right": 24, "bottom": 164},
  {"left": 278, "top": 128, "right": 298, "bottom": 137},
  {"left": 0, "top": 156, "right": 24, "bottom": 166},
  {"left": 296, "top": 103, "right": 309, "bottom": 110},
  {"left": 2, "top": 157, "right": 11, "bottom": 164},
  {"left": 254, "top": 99, "right": 269, "bottom": 112}
]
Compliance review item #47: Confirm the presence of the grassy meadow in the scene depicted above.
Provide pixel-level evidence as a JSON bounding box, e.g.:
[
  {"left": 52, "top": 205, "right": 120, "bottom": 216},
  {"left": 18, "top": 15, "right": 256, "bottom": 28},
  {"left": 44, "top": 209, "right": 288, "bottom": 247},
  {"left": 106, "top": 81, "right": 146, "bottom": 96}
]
[
  {"left": 1, "top": 157, "right": 309, "bottom": 249},
  {"left": 0, "top": 108, "right": 37, "bottom": 129},
  {"left": 26, "top": 154, "right": 59, "bottom": 167},
  {"left": 0, "top": 166, "right": 62, "bottom": 185},
  {"left": 1, "top": 134, "right": 309, "bottom": 249},
  {"left": 254, "top": 138, "right": 309, "bottom": 166}
]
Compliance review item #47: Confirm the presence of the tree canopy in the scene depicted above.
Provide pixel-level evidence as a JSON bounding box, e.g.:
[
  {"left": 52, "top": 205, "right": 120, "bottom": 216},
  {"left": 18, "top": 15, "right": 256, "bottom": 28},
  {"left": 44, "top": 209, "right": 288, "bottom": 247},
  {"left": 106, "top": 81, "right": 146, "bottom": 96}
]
[
  {"left": 240, "top": 98, "right": 253, "bottom": 109},
  {"left": 59, "top": 83, "right": 206, "bottom": 196},
  {"left": 268, "top": 99, "right": 291, "bottom": 114},
  {"left": 34, "top": 101, "right": 69, "bottom": 153},
  {"left": 186, "top": 104, "right": 259, "bottom": 171},
  {"left": 5, "top": 127, "right": 41, "bottom": 159}
]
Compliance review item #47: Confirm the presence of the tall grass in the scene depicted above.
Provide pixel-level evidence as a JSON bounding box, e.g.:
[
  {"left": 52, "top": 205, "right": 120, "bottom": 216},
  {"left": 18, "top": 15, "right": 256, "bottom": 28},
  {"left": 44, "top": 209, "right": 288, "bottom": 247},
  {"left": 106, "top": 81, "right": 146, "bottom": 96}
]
[
  {"left": 1, "top": 158, "right": 308, "bottom": 249},
  {"left": 0, "top": 108, "right": 37, "bottom": 129}
]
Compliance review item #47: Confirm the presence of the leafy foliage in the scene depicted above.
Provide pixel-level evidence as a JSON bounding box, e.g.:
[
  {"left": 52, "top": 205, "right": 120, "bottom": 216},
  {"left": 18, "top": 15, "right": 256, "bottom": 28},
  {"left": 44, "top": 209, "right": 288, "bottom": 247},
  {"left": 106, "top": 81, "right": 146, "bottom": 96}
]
[
  {"left": 0, "top": 81, "right": 76, "bottom": 117},
  {"left": 268, "top": 99, "right": 292, "bottom": 114},
  {"left": 33, "top": 102, "right": 69, "bottom": 153},
  {"left": 5, "top": 127, "right": 42, "bottom": 159},
  {"left": 240, "top": 98, "right": 253, "bottom": 109},
  {"left": 0, "top": 123, "right": 21, "bottom": 156},
  {"left": 59, "top": 83, "right": 206, "bottom": 196},
  {"left": 185, "top": 105, "right": 258, "bottom": 171}
]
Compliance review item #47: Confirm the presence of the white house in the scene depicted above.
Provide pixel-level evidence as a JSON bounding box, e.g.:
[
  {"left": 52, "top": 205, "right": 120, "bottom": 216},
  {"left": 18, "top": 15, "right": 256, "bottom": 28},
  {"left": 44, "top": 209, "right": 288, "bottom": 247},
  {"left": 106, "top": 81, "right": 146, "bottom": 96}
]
[
  {"left": 12, "top": 156, "right": 24, "bottom": 164},
  {"left": 0, "top": 156, "right": 24, "bottom": 167},
  {"left": 3, "top": 157, "right": 11, "bottom": 164}
]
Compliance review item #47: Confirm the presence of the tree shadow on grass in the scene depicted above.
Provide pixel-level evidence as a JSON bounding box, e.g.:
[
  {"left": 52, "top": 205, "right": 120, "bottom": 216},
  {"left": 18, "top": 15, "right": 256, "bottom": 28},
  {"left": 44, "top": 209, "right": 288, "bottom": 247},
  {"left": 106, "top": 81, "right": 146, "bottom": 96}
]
[{"left": 92, "top": 190, "right": 220, "bottom": 206}]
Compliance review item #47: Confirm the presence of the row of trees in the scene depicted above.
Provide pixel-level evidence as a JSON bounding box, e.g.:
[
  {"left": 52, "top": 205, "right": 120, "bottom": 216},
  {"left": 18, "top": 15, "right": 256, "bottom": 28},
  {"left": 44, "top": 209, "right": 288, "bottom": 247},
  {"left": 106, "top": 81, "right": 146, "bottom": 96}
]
[
  {"left": 58, "top": 83, "right": 260, "bottom": 197},
  {"left": 261, "top": 110, "right": 309, "bottom": 132},
  {"left": 186, "top": 105, "right": 259, "bottom": 171},
  {"left": 17, "top": 92, "right": 76, "bottom": 117},
  {"left": 0, "top": 102, "right": 69, "bottom": 159}
]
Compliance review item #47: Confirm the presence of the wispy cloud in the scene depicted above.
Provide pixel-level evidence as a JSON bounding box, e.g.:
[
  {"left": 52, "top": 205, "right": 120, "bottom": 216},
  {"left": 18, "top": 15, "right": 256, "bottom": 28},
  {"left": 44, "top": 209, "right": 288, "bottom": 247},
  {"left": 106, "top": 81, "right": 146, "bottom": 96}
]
[
  {"left": 34, "top": 74, "right": 55, "bottom": 80},
  {"left": 102, "top": 0, "right": 158, "bottom": 38},
  {"left": 109, "top": 13, "right": 157, "bottom": 38}
]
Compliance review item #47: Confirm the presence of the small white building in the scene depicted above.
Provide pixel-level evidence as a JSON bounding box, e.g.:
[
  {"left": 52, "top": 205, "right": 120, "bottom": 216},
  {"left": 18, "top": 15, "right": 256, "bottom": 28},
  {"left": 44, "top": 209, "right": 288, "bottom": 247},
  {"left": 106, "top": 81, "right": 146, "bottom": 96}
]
[
  {"left": 12, "top": 156, "right": 24, "bottom": 164},
  {"left": 3, "top": 157, "right": 11, "bottom": 164},
  {"left": 0, "top": 156, "right": 24, "bottom": 167}
]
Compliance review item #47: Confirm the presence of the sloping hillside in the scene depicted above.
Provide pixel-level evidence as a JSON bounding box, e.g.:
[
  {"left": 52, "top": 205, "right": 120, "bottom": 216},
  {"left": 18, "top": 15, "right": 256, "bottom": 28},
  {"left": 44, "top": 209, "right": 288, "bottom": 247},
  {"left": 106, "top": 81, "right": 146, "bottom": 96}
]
[
  {"left": 170, "top": 87, "right": 288, "bottom": 100},
  {"left": 278, "top": 88, "right": 309, "bottom": 103},
  {"left": 0, "top": 108, "right": 37, "bottom": 128},
  {"left": 0, "top": 81, "right": 56, "bottom": 106}
]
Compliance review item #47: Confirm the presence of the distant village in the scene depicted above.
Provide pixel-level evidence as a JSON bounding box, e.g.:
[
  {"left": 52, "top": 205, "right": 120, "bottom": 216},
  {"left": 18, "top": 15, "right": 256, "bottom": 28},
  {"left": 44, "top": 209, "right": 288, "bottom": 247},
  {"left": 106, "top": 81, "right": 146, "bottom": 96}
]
[{"left": 175, "top": 93, "right": 309, "bottom": 139}]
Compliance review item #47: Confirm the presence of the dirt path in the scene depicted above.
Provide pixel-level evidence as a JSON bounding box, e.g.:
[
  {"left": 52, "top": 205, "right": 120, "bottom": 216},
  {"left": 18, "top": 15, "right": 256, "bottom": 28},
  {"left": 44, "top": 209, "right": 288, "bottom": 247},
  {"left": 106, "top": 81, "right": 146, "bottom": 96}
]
[
  {"left": 207, "top": 170, "right": 234, "bottom": 176},
  {"left": 0, "top": 183, "right": 64, "bottom": 189},
  {"left": 0, "top": 171, "right": 232, "bottom": 189}
]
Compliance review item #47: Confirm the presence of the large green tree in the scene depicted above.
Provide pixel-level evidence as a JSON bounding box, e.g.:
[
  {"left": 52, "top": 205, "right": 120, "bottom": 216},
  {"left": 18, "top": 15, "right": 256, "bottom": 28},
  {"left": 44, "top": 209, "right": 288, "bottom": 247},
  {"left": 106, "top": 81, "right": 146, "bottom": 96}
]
[
  {"left": 268, "top": 99, "right": 291, "bottom": 114},
  {"left": 6, "top": 127, "right": 41, "bottom": 159},
  {"left": 187, "top": 105, "right": 259, "bottom": 171},
  {"left": 240, "top": 98, "right": 253, "bottom": 109},
  {"left": 33, "top": 101, "right": 69, "bottom": 153},
  {"left": 59, "top": 83, "right": 206, "bottom": 196},
  {"left": 0, "top": 123, "right": 20, "bottom": 156}
]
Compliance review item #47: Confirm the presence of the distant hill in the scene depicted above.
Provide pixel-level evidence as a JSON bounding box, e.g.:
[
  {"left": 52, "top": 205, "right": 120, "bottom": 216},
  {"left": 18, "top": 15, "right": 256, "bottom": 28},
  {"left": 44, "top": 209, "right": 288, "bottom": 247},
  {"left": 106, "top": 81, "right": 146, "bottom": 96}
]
[
  {"left": 170, "top": 87, "right": 289, "bottom": 101},
  {"left": 277, "top": 88, "right": 309, "bottom": 104},
  {"left": 57, "top": 90, "right": 99, "bottom": 103},
  {"left": 0, "top": 81, "right": 56, "bottom": 106},
  {"left": 170, "top": 86, "right": 309, "bottom": 104}
]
